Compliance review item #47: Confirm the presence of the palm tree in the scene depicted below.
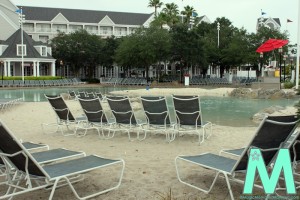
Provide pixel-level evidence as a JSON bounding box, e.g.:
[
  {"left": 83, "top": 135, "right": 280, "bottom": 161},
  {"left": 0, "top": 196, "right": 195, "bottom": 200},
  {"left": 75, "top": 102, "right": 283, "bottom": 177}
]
[
  {"left": 181, "top": 5, "right": 196, "bottom": 25},
  {"left": 162, "top": 3, "right": 180, "bottom": 27},
  {"left": 148, "top": 0, "right": 163, "bottom": 17},
  {"left": 150, "top": 12, "right": 168, "bottom": 29}
]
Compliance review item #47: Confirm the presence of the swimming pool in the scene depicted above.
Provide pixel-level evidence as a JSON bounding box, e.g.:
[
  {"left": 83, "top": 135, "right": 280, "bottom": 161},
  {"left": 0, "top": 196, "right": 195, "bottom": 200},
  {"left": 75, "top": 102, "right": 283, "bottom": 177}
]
[{"left": 0, "top": 87, "right": 298, "bottom": 127}]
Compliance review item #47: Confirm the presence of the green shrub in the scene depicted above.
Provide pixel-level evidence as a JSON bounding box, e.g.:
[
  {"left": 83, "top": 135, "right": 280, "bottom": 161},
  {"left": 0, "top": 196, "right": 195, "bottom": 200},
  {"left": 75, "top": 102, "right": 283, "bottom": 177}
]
[{"left": 284, "top": 82, "right": 294, "bottom": 89}]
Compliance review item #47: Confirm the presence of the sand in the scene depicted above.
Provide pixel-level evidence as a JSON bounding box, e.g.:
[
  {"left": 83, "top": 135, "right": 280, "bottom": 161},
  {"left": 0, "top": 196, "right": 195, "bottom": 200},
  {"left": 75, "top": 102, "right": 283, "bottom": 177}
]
[{"left": 0, "top": 87, "right": 297, "bottom": 200}]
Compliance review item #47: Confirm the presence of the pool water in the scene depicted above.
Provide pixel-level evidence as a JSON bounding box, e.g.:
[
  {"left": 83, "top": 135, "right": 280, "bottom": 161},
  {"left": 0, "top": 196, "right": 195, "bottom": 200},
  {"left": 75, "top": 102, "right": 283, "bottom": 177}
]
[
  {"left": 0, "top": 87, "right": 298, "bottom": 127},
  {"left": 199, "top": 96, "right": 298, "bottom": 127},
  {"left": 0, "top": 87, "right": 128, "bottom": 102}
]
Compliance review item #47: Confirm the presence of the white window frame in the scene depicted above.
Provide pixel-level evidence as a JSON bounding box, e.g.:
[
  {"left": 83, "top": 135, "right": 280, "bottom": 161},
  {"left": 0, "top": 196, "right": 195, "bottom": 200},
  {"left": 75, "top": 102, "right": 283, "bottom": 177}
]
[
  {"left": 17, "top": 44, "right": 26, "bottom": 56},
  {"left": 41, "top": 46, "right": 47, "bottom": 56}
]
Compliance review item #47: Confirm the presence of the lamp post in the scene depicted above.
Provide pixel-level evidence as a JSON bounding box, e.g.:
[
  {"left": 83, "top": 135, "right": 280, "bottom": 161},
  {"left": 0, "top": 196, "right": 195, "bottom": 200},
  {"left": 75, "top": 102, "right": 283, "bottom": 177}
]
[
  {"left": 60, "top": 60, "right": 63, "bottom": 79},
  {"left": 283, "top": 54, "right": 287, "bottom": 82},
  {"left": 217, "top": 22, "right": 220, "bottom": 48},
  {"left": 290, "top": 56, "right": 294, "bottom": 83},
  {"left": 17, "top": 8, "right": 25, "bottom": 85},
  {"left": 259, "top": 52, "right": 263, "bottom": 79},
  {"left": 0, "top": 60, "right": 3, "bottom": 86},
  {"left": 278, "top": 47, "right": 282, "bottom": 84}
]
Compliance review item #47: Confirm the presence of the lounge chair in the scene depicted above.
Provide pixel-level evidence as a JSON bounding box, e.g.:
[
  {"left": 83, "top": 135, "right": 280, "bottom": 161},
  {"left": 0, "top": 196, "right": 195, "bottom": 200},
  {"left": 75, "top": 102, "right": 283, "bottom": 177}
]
[
  {"left": 94, "top": 92, "right": 104, "bottom": 101},
  {"left": 219, "top": 115, "right": 299, "bottom": 157},
  {"left": 68, "top": 90, "right": 77, "bottom": 100},
  {"left": 76, "top": 97, "right": 109, "bottom": 137},
  {"left": 139, "top": 96, "right": 176, "bottom": 142},
  {"left": 42, "top": 95, "right": 87, "bottom": 136},
  {"left": 172, "top": 95, "right": 212, "bottom": 144},
  {"left": 106, "top": 96, "right": 141, "bottom": 140},
  {"left": 175, "top": 117, "right": 299, "bottom": 199},
  {"left": 0, "top": 120, "right": 125, "bottom": 200}
]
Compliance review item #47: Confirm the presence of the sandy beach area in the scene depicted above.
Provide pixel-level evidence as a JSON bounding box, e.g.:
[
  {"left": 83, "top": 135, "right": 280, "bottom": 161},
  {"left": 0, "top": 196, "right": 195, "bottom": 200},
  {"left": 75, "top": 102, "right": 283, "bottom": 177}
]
[{"left": 0, "top": 87, "right": 297, "bottom": 199}]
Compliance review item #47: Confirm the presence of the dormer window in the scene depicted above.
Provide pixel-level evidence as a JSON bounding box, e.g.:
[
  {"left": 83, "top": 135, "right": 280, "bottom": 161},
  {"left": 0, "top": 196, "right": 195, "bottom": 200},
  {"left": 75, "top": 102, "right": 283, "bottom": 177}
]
[
  {"left": 17, "top": 44, "right": 26, "bottom": 56},
  {"left": 41, "top": 46, "right": 47, "bottom": 56}
]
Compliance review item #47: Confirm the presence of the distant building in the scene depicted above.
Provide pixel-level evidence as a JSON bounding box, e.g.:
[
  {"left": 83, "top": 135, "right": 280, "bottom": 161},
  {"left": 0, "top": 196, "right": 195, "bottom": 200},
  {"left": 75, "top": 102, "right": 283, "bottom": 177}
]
[
  {"left": 256, "top": 17, "right": 281, "bottom": 31},
  {"left": 0, "top": 29, "right": 55, "bottom": 77},
  {"left": 0, "top": 0, "right": 211, "bottom": 79}
]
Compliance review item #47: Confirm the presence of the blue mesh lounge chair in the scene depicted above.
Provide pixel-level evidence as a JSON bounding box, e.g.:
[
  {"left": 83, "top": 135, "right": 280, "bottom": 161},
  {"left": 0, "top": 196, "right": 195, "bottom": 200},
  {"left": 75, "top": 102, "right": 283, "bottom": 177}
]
[
  {"left": 172, "top": 95, "right": 212, "bottom": 144},
  {"left": 0, "top": 120, "right": 125, "bottom": 200},
  {"left": 175, "top": 117, "right": 299, "bottom": 200},
  {"left": 76, "top": 97, "right": 109, "bottom": 138},
  {"left": 42, "top": 95, "right": 87, "bottom": 136},
  {"left": 106, "top": 96, "right": 141, "bottom": 140},
  {"left": 219, "top": 115, "right": 299, "bottom": 157},
  {"left": 139, "top": 96, "right": 176, "bottom": 142},
  {"left": 0, "top": 142, "right": 49, "bottom": 176}
]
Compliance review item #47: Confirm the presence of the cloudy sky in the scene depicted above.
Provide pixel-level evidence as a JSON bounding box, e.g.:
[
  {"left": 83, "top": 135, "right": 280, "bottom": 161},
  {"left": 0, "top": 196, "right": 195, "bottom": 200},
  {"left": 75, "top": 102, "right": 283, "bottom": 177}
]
[{"left": 11, "top": 0, "right": 299, "bottom": 44}]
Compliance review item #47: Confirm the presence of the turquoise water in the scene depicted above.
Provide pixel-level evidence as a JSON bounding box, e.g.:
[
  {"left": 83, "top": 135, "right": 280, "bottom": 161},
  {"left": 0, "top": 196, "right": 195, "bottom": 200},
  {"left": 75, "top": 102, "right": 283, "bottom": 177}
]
[
  {"left": 0, "top": 87, "right": 298, "bottom": 127},
  {"left": 0, "top": 87, "right": 128, "bottom": 102},
  {"left": 199, "top": 96, "right": 299, "bottom": 127}
]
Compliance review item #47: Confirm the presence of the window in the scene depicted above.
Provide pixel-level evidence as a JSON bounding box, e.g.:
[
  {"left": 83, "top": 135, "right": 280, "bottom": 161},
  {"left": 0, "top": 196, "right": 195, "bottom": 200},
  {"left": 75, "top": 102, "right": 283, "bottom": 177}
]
[
  {"left": 17, "top": 44, "right": 26, "bottom": 56},
  {"left": 100, "top": 26, "right": 112, "bottom": 35},
  {"left": 41, "top": 46, "right": 47, "bottom": 56},
  {"left": 39, "top": 35, "right": 49, "bottom": 43},
  {"left": 52, "top": 24, "right": 67, "bottom": 33},
  {"left": 69, "top": 25, "right": 83, "bottom": 33},
  {"left": 85, "top": 25, "right": 98, "bottom": 34},
  {"left": 115, "top": 27, "right": 126, "bottom": 36},
  {"left": 36, "top": 23, "right": 51, "bottom": 32},
  {"left": 23, "top": 23, "right": 34, "bottom": 32}
]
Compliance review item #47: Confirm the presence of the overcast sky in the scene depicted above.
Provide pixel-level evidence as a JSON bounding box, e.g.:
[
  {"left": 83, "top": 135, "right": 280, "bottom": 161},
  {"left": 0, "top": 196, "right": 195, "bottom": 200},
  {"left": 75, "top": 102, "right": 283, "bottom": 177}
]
[{"left": 11, "top": 0, "right": 299, "bottom": 44}]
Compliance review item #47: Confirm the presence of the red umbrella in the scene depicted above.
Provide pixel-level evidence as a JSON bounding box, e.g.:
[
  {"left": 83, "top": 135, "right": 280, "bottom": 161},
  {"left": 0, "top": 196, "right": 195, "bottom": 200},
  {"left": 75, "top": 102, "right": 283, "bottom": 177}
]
[{"left": 256, "top": 39, "right": 289, "bottom": 53}]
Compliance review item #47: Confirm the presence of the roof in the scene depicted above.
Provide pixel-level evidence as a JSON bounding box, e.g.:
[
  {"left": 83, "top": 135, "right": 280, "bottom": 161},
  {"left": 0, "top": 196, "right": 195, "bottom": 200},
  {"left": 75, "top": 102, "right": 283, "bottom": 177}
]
[
  {"left": 18, "top": 6, "right": 153, "bottom": 25},
  {"left": 0, "top": 29, "right": 53, "bottom": 59},
  {"left": 257, "top": 17, "right": 281, "bottom": 26}
]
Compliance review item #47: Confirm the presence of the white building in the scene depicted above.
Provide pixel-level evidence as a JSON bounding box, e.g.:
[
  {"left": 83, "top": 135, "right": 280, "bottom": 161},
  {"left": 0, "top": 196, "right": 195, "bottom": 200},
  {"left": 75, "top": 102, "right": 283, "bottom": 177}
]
[{"left": 0, "top": 0, "right": 211, "bottom": 79}]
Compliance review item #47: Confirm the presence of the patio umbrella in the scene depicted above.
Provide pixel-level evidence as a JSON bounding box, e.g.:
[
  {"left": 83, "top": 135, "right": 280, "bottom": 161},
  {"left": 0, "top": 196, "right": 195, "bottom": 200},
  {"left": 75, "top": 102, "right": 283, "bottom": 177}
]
[{"left": 256, "top": 39, "right": 289, "bottom": 53}]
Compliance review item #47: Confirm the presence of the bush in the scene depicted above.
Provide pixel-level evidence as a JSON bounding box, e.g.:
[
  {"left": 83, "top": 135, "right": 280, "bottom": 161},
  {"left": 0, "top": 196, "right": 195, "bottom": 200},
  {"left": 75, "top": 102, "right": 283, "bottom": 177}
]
[{"left": 284, "top": 82, "right": 294, "bottom": 89}]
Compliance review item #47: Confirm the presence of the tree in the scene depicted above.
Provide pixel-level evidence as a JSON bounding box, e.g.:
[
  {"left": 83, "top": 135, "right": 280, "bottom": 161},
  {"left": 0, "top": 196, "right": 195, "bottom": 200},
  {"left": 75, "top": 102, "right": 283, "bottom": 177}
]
[
  {"left": 51, "top": 29, "right": 103, "bottom": 78},
  {"left": 115, "top": 26, "right": 171, "bottom": 81},
  {"left": 148, "top": 0, "right": 163, "bottom": 17},
  {"left": 162, "top": 3, "right": 180, "bottom": 27},
  {"left": 170, "top": 24, "right": 206, "bottom": 82},
  {"left": 181, "top": 5, "right": 195, "bottom": 25}
]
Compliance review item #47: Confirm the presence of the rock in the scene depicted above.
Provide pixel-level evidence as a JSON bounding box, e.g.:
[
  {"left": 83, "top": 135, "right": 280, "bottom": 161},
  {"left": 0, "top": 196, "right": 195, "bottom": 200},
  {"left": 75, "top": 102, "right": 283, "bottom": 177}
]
[{"left": 230, "top": 88, "right": 296, "bottom": 99}]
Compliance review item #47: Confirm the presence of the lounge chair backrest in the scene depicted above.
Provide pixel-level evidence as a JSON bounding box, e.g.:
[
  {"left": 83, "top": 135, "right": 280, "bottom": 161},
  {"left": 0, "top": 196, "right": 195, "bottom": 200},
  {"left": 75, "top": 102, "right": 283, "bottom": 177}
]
[
  {"left": 106, "top": 96, "right": 137, "bottom": 124},
  {"left": 78, "top": 92, "right": 86, "bottom": 98},
  {"left": 69, "top": 91, "right": 76, "bottom": 98},
  {"left": 234, "top": 117, "right": 299, "bottom": 171},
  {"left": 94, "top": 92, "right": 103, "bottom": 100},
  {"left": 44, "top": 95, "right": 75, "bottom": 121},
  {"left": 141, "top": 96, "right": 170, "bottom": 125},
  {"left": 0, "top": 122, "right": 45, "bottom": 177},
  {"left": 86, "top": 92, "right": 95, "bottom": 99},
  {"left": 78, "top": 97, "right": 107, "bottom": 123},
  {"left": 267, "top": 115, "right": 298, "bottom": 123},
  {"left": 172, "top": 95, "right": 202, "bottom": 126}
]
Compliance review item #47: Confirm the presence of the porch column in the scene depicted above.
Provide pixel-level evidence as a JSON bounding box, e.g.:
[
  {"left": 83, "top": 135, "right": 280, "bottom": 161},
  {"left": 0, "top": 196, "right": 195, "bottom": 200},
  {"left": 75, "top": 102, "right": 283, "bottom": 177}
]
[
  {"left": 37, "top": 61, "right": 40, "bottom": 77},
  {"left": 3, "top": 61, "right": 7, "bottom": 76},
  {"left": 33, "top": 61, "right": 36, "bottom": 77},
  {"left": 7, "top": 61, "right": 11, "bottom": 76},
  {"left": 51, "top": 61, "right": 55, "bottom": 76}
]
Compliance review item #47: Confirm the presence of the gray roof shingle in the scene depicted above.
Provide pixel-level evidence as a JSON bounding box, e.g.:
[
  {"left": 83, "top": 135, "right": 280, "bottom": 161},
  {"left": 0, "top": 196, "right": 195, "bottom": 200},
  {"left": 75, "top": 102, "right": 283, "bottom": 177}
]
[
  {"left": 0, "top": 29, "right": 53, "bottom": 59},
  {"left": 18, "top": 6, "right": 153, "bottom": 25}
]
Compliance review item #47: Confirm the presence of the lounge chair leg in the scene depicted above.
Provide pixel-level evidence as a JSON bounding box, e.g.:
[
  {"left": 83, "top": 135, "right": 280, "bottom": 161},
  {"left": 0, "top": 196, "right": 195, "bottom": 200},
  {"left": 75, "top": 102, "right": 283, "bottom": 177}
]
[
  {"left": 175, "top": 157, "right": 222, "bottom": 196},
  {"left": 137, "top": 130, "right": 147, "bottom": 141},
  {"left": 49, "top": 160, "right": 125, "bottom": 200}
]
